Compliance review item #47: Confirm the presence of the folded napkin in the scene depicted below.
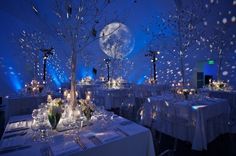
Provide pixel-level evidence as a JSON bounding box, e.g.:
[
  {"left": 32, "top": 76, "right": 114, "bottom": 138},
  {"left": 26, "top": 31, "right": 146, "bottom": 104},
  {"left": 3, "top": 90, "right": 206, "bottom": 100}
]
[
  {"left": 51, "top": 141, "right": 80, "bottom": 156},
  {"left": 95, "top": 131, "right": 120, "bottom": 143},
  {"left": 118, "top": 124, "right": 147, "bottom": 136},
  {"left": 5, "top": 127, "right": 29, "bottom": 133}
]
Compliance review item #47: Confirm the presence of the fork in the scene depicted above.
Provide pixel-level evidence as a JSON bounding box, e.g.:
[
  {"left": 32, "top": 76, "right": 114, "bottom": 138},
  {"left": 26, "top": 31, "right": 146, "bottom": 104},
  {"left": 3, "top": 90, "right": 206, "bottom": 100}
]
[
  {"left": 88, "top": 136, "right": 102, "bottom": 146},
  {"left": 75, "top": 136, "right": 87, "bottom": 150}
]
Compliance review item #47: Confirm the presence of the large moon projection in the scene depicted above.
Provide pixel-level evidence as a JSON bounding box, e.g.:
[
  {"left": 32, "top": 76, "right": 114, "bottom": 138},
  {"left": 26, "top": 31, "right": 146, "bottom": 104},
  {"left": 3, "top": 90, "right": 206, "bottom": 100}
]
[{"left": 99, "top": 22, "right": 135, "bottom": 59}]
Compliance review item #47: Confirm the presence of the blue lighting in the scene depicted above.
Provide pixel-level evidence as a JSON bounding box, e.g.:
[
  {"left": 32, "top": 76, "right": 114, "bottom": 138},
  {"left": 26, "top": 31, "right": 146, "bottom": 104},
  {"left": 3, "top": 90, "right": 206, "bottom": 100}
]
[
  {"left": 137, "top": 77, "right": 145, "bottom": 84},
  {"left": 2, "top": 60, "right": 23, "bottom": 92},
  {"left": 203, "top": 63, "right": 217, "bottom": 79},
  {"left": 9, "top": 73, "right": 22, "bottom": 91},
  {"left": 78, "top": 66, "right": 95, "bottom": 79}
]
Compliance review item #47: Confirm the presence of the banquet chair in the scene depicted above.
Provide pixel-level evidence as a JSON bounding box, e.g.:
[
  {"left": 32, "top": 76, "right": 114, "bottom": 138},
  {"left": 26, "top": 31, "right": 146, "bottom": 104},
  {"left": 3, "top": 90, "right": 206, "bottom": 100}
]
[
  {"left": 136, "top": 106, "right": 144, "bottom": 124},
  {"left": 228, "top": 93, "right": 236, "bottom": 131},
  {"left": 172, "top": 103, "right": 193, "bottom": 151},
  {"left": 151, "top": 100, "right": 176, "bottom": 153},
  {"left": 0, "top": 100, "right": 5, "bottom": 138},
  {"left": 134, "top": 97, "right": 146, "bottom": 116},
  {"left": 93, "top": 95, "right": 105, "bottom": 107},
  {"left": 152, "top": 100, "right": 193, "bottom": 155},
  {"left": 174, "top": 102, "right": 193, "bottom": 137},
  {"left": 119, "top": 92, "right": 136, "bottom": 120}
]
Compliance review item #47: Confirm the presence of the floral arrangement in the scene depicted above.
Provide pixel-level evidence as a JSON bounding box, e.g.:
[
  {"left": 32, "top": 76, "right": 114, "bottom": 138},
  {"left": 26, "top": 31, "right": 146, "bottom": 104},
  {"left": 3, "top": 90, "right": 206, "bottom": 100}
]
[
  {"left": 175, "top": 88, "right": 196, "bottom": 100},
  {"left": 47, "top": 98, "right": 64, "bottom": 129},
  {"left": 145, "top": 78, "right": 156, "bottom": 84},
  {"left": 106, "top": 77, "right": 124, "bottom": 89},
  {"left": 79, "top": 76, "right": 93, "bottom": 85},
  {"left": 24, "top": 79, "right": 44, "bottom": 94},
  {"left": 209, "top": 80, "right": 231, "bottom": 91},
  {"left": 99, "top": 76, "right": 106, "bottom": 82},
  {"left": 78, "top": 99, "right": 95, "bottom": 120}
]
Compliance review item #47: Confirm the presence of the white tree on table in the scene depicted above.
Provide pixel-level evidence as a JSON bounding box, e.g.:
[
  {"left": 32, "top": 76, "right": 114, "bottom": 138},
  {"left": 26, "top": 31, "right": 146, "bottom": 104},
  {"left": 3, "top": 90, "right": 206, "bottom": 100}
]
[{"left": 28, "top": 0, "right": 121, "bottom": 108}]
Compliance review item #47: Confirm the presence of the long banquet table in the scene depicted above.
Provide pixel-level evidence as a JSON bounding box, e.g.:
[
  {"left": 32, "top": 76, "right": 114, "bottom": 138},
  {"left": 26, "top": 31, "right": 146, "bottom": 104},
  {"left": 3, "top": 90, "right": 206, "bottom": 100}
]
[
  {"left": 93, "top": 88, "right": 135, "bottom": 110},
  {"left": 208, "top": 90, "right": 236, "bottom": 127},
  {"left": 0, "top": 114, "right": 155, "bottom": 156},
  {"left": 141, "top": 94, "right": 230, "bottom": 151}
]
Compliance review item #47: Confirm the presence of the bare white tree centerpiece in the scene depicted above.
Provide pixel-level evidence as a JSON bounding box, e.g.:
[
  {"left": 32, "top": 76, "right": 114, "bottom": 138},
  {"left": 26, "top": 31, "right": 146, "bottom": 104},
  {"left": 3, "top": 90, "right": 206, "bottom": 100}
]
[{"left": 30, "top": 0, "right": 121, "bottom": 109}]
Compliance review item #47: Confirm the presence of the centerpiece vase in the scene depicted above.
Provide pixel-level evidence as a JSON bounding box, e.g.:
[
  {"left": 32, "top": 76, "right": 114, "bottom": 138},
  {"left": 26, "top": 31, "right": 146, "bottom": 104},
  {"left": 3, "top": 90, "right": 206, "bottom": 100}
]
[
  {"left": 48, "top": 113, "right": 61, "bottom": 130},
  {"left": 70, "top": 47, "right": 78, "bottom": 110}
]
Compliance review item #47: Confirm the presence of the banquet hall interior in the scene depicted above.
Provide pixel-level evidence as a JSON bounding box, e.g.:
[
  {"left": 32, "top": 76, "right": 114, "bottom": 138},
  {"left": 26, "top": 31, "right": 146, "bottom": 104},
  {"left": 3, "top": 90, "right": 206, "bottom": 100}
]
[{"left": 0, "top": 0, "right": 236, "bottom": 156}]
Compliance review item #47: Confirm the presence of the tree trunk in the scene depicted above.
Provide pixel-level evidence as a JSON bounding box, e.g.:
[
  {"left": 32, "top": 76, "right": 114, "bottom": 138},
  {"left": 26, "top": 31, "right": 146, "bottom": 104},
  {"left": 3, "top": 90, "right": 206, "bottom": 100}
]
[
  {"left": 175, "top": 0, "right": 186, "bottom": 87},
  {"left": 70, "top": 47, "right": 78, "bottom": 109},
  {"left": 217, "top": 50, "right": 223, "bottom": 81},
  {"left": 180, "top": 55, "right": 185, "bottom": 87}
]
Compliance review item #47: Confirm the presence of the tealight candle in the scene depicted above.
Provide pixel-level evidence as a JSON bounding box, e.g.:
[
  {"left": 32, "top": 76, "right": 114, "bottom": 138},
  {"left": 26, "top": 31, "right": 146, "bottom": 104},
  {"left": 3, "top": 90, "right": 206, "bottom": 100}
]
[
  {"left": 47, "top": 94, "right": 52, "bottom": 103},
  {"left": 67, "top": 93, "right": 71, "bottom": 101},
  {"left": 63, "top": 90, "right": 68, "bottom": 98},
  {"left": 85, "top": 91, "right": 91, "bottom": 101}
]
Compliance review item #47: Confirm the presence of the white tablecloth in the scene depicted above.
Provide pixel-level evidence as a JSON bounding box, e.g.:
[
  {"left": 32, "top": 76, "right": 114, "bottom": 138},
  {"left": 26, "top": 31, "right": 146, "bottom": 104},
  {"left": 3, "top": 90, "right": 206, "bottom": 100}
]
[
  {"left": 208, "top": 91, "right": 236, "bottom": 125},
  {"left": 0, "top": 114, "right": 155, "bottom": 156},
  {"left": 141, "top": 95, "right": 230, "bottom": 151},
  {"left": 132, "top": 84, "right": 166, "bottom": 98},
  {"left": 93, "top": 88, "right": 135, "bottom": 110},
  {"left": 77, "top": 84, "right": 100, "bottom": 99}
]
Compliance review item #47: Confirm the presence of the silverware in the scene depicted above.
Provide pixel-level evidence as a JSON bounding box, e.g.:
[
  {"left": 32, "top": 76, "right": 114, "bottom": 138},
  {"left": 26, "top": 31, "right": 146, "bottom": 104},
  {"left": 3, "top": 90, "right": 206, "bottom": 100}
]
[
  {"left": 0, "top": 145, "right": 31, "bottom": 154},
  {"left": 75, "top": 137, "right": 87, "bottom": 150},
  {"left": 114, "top": 128, "right": 129, "bottom": 137},
  {"left": 40, "top": 146, "right": 52, "bottom": 156},
  {"left": 88, "top": 136, "right": 102, "bottom": 145}
]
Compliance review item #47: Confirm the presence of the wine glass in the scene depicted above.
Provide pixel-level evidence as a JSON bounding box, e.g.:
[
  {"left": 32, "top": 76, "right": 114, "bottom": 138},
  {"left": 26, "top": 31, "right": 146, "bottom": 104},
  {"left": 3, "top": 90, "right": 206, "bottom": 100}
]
[
  {"left": 32, "top": 109, "right": 39, "bottom": 121},
  {"left": 31, "top": 120, "right": 39, "bottom": 142}
]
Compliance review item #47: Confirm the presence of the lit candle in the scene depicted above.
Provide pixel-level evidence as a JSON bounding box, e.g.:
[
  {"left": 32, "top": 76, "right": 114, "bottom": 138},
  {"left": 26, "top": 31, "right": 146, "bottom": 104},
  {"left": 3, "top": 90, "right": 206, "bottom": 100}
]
[
  {"left": 47, "top": 94, "right": 52, "bottom": 103},
  {"left": 67, "top": 93, "right": 71, "bottom": 101},
  {"left": 86, "top": 91, "right": 91, "bottom": 101},
  {"left": 63, "top": 90, "right": 68, "bottom": 98}
]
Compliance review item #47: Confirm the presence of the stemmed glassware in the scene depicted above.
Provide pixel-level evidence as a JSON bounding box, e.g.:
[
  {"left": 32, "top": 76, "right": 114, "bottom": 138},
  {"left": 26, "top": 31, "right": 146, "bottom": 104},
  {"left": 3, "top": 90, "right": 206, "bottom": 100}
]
[
  {"left": 31, "top": 107, "right": 51, "bottom": 142},
  {"left": 31, "top": 109, "right": 39, "bottom": 141},
  {"left": 31, "top": 119, "right": 39, "bottom": 141}
]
